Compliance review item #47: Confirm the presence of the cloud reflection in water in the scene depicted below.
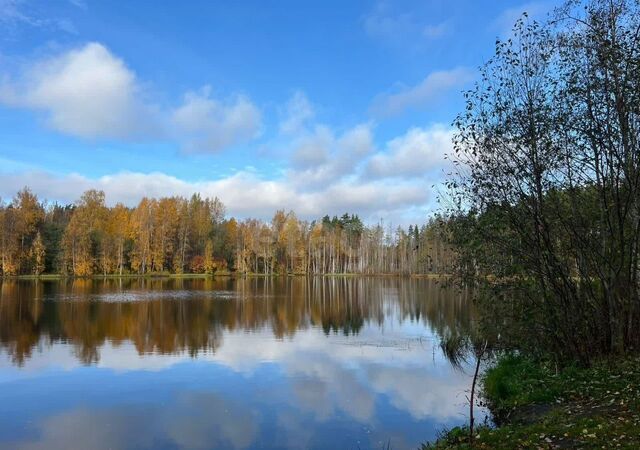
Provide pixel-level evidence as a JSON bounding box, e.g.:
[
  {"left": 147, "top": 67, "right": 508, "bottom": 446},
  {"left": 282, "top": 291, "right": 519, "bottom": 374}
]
[{"left": 0, "top": 277, "right": 481, "bottom": 450}]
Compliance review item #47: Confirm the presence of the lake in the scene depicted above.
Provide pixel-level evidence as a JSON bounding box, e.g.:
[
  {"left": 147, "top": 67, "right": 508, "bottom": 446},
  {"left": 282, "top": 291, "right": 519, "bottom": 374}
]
[{"left": 0, "top": 277, "right": 481, "bottom": 450}]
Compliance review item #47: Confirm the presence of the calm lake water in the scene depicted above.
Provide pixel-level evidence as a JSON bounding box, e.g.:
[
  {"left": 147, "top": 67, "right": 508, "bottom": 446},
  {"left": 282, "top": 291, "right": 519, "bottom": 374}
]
[{"left": 0, "top": 277, "right": 481, "bottom": 450}]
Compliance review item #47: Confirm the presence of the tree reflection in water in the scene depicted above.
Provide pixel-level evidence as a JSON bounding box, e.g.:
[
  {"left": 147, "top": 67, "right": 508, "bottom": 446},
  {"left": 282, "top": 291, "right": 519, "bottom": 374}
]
[{"left": 0, "top": 277, "right": 475, "bottom": 367}]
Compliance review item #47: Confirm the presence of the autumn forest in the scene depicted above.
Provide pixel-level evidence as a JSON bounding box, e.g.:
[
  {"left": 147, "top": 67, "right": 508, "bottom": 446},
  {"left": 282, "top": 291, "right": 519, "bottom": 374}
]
[{"left": 0, "top": 188, "right": 452, "bottom": 277}]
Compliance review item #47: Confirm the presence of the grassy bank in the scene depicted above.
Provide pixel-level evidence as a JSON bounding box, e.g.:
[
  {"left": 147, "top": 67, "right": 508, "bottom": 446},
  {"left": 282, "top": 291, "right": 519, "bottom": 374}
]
[{"left": 426, "top": 355, "right": 640, "bottom": 449}]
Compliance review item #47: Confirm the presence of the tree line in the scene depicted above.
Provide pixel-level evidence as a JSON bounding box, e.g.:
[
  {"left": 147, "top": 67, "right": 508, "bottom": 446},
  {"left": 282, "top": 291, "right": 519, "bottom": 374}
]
[{"left": 0, "top": 187, "right": 454, "bottom": 277}]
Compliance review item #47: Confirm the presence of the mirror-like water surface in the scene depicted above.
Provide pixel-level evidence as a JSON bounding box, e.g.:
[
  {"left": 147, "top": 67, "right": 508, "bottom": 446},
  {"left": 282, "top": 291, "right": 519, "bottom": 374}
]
[{"left": 0, "top": 277, "right": 481, "bottom": 450}]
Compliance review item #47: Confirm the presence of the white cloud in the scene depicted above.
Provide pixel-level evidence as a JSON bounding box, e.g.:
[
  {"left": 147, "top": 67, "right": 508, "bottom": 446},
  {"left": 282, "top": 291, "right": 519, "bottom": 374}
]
[
  {"left": 287, "top": 123, "right": 375, "bottom": 189},
  {"left": 0, "top": 43, "right": 262, "bottom": 152},
  {"left": 371, "top": 67, "right": 474, "bottom": 117},
  {"left": 172, "top": 86, "right": 262, "bottom": 153},
  {"left": 366, "top": 125, "right": 454, "bottom": 179},
  {"left": 279, "top": 91, "right": 314, "bottom": 135},
  {"left": 0, "top": 36, "right": 454, "bottom": 223},
  {"left": 0, "top": 120, "right": 457, "bottom": 223},
  {"left": 289, "top": 125, "right": 331, "bottom": 169},
  {"left": 0, "top": 167, "right": 428, "bottom": 224},
  {"left": 340, "top": 123, "right": 375, "bottom": 157},
  {"left": 0, "top": 42, "right": 159, "bottom": 139}
]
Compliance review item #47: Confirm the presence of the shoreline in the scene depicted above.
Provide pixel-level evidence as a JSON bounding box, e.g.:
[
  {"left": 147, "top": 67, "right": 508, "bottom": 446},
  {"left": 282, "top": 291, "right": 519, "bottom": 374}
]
[
  {"left": 425, "top": 355, "right": 640, "bottom": 449},
  {"left": 1, "top": 272, "right": 449, "bottom": 281}
]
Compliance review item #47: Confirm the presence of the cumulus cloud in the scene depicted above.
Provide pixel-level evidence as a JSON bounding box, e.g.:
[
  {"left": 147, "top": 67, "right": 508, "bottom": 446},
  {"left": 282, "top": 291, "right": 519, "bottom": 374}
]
[
  {"left": 366, "top": 125, "right": 454, "bottom": 179},
  {"left": 371, "top": 67, "right": 474, "bottom": 117},
  {"left": 287, "top": 123, "right": 375, "bottom": 188},
  {"left": 289, "top": 125, "right": 331, "bottom": 169},
  {"left": 0, "top": 43, "right": 262, "bottom": 151},
  {"left": 0, "top": 121, "right": 456, "bottom": 223},
  {"left": 0, "top": 168, "right": 428, "bottom": 223},
  {"left": 0, "top": 37, "right": 453, "bottom": 223},
  {"left": 279, "top": 90, "right": 314, "bottom": 135},
  {"left": 0, "top": 43, "right": 159, "bottom": 138},
  {"left": 172, "top": 86, "right": 262, "bottom": 153}
]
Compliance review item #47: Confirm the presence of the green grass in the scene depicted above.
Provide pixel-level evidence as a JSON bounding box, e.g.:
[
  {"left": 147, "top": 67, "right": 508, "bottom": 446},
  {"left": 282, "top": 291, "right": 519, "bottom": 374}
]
[
  {"left": 424, "top": 355, "right": 640, "bottom": 449},
  {"left": 482, "top": 354, "right": 570, "bottom": 421}
]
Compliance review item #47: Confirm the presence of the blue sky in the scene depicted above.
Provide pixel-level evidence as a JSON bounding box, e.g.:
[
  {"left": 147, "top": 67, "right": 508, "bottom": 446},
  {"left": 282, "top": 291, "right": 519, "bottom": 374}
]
[{"left": 0, "top": 0, "right": 556, "bottom": 224}]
